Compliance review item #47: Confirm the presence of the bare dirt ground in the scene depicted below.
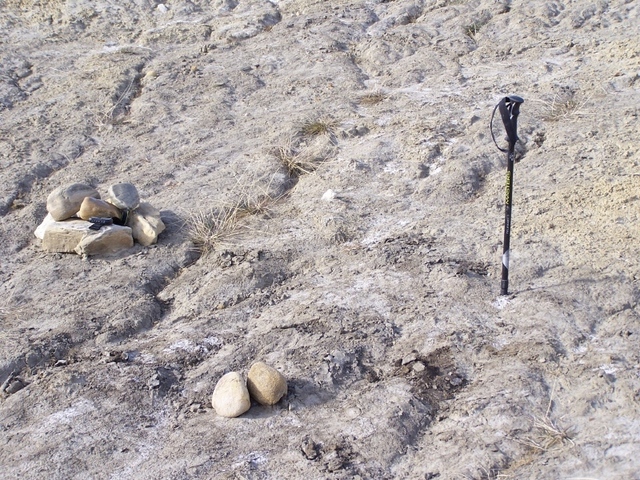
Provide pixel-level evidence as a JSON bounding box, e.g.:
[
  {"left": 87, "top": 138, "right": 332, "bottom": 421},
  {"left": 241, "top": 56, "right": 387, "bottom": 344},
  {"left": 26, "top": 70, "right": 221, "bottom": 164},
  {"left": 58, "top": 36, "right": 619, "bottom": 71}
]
[{"left": 1, "top": 1, "right": 639, "bottom": 478}]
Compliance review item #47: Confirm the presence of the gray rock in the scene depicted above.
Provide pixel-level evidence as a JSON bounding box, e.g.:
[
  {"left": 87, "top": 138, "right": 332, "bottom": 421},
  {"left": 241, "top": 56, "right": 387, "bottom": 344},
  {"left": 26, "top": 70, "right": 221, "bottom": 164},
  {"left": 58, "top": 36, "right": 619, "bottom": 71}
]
[
  {"left": 3, "top": 378, "right": 26, "bottom": 395},
  {"left": 211, "top": 372, "right": 251, "bottom": 418},
  {"left": 106, "top": 183, "right": 140, "bottom": 210},
  {"left": 46, "top": 183, "right": 100, "bottom": 221}
]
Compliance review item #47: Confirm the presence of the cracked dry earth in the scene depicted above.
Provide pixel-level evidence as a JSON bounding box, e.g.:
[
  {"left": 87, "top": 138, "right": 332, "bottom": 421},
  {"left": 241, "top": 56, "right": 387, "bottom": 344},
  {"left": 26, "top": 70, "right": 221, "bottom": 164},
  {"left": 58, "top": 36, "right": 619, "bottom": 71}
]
[{"left": 1, "top": 0, "right": 639, "bottom": 479}]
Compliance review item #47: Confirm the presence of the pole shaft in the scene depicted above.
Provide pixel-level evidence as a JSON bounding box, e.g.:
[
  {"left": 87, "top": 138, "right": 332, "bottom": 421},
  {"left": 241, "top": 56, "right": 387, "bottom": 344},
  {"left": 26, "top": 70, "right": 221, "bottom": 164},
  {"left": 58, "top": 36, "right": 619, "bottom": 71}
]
[{"left": 500, "top": 147, "right": 515, "bottom": 295}]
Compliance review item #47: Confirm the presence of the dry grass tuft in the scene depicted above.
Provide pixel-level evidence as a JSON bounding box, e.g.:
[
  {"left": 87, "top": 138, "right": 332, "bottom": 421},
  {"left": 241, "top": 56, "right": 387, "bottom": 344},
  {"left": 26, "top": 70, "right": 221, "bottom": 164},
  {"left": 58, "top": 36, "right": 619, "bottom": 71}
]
[
  {"left": 188, "top": 207, "right": 245, "bottom": 255},
  {"left": 0, "top": 292, "right": 25, "bottom": 323},
  {"left": 358, "top": 90, "right": 386, "bottom": 106},
  {"left": 463, "top": 13, "right": 491, "bottom": 39},
  {"left": 273, "top": 142, "right": 319, "bottom": 177},
  {"left": 518, "top": 412, "right": 575, "bottom": 452},
  {"left": 91, "top": 78, "right": 139, "bottom": 130},
  {"left": 272, "top": 136, "right": 336, "bottom": 178},
  {"left": 514, "top": 381, "right": 575, "bottom": 453},
  {"left": 187, "top": 176, "right": 282, "bottom": 254},
  {"left": 298, "top": 116, "right": 338, "bottom": 137},
  {"left": 541, "top": 91, "right": 592, "bottom": 121}
]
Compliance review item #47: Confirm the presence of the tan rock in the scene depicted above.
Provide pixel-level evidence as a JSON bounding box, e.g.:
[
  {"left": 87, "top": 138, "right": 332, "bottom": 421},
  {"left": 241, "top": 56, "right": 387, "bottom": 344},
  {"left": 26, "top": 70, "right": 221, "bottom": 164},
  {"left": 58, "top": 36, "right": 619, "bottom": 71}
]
[
  {"left": 127, "top": 202, "right": 165, "bottom": 246},
  {"left": 77, "top": 197, "right": 122, "bottom": 221},
  {"left": 46, "top": 183, "right": 100, "bottom": 221},
  {"left": 36, "top": 215, "right": 93, "bottom": 253},
  {"left": 247, "top": 362, "right": 287, "bottom": 406},
  {"left": 74, "top": 225, "right": 134, "bottom": 256},
  {"left": 211, "top": 372, "right": 251, "bottom": 418}
]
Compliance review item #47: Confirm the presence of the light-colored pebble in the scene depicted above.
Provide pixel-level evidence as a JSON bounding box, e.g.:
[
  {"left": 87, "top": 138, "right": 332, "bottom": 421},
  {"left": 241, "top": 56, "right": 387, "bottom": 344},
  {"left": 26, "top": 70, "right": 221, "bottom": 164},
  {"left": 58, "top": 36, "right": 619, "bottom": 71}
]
[
  {"left": 322, "top": 189, "right": 336, "bottom": 201},
  {"left": 412, "top": 361, "right": 426, "bottom": 373},
  {"left": 211, "top": 372, "right": 251, "bottom": 418}
]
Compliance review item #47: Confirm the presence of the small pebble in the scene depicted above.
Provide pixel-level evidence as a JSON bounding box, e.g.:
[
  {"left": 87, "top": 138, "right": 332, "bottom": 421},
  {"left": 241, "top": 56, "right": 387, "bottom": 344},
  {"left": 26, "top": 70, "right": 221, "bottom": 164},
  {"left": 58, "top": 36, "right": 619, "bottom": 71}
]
[
  {"left": 449, "top": 376, "right": 463, "bottom": 386},
  {"left": 401, "top": 353, "right": 417, "bottom": 365},
  {"left": 322, "top": 189, "right": 336, "bottom": 201},
  {"left": 412, "top": 361, "right": 426, "bottom": 373}
]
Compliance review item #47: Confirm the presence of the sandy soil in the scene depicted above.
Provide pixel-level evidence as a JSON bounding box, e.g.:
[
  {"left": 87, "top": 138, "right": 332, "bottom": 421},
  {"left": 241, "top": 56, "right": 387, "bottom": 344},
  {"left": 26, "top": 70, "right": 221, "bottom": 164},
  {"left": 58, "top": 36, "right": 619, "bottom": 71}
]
[{"left": 1, "top": 0, "right": 639, "bottom": 478}]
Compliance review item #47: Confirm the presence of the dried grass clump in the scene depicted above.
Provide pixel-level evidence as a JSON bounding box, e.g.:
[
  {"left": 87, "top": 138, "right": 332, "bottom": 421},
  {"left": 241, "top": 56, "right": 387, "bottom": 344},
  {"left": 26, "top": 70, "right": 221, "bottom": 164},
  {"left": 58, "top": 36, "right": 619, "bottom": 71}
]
[
  {"left": 514, "top": 381, "right": 575, "bottom": 453},
  {"left": 188, "top": 179, "right": 281, "bottom": 254},
  {"left": 91, "top": 77, "right": 140, "bottom": 130},
  {"left": 273, "top": 143, "right": 319, "bottom": 177},
  {"left": 523, "top": 413, "right": 575, "bottom": 451},
  {"left": 188, "top": 207, "right": 245, "bottom": 255},
  {"left": 298, "top": 116, "right": 338, "bottom": 137},
  {"left": 0, "top": 292, "right": 25, "bottom": 323},
  {"left": 358, "top": 90, "right": 386, "bottom": 106},
  {"left": 463, "top": 12, "right": 491, "bottom": 39},
  {"left": 541, "top": 90, "right": 591, "bottom": 121},
  {"left": 272, "top": 136, "right": 335, "bottom": 178}
]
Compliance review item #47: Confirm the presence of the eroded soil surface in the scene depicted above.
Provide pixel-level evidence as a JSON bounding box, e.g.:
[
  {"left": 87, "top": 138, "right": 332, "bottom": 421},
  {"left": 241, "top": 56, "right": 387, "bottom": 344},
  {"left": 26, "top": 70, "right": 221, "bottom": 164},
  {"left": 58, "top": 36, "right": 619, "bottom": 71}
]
[{"left": 1, "top": 1, "right": 639, "bottom": 478}]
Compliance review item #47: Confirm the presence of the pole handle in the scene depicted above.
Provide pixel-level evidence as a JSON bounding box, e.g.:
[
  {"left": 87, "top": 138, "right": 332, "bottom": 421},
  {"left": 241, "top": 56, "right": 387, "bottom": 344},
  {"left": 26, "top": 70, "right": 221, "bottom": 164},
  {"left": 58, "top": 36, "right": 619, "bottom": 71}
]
[{"left": 490, "top": 95, "right": 524, "bottom": 153}]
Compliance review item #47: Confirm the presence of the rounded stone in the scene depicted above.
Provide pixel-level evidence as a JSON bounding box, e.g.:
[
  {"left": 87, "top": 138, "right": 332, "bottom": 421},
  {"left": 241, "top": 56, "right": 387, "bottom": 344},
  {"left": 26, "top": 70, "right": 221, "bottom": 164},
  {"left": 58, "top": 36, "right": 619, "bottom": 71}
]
[
  {"left": 127, "top": 202, "right": 165, "bottom": 246},
  {"left": 247, "top": 361, "right": 287, "bottom": 406},
  {"left": 46, "top": 183, "right": 100, "bottom": 221},
  {"left": 211, "top": 372, "right": 251, "bottom": 418},
  {"left": 106, "top": 183, "right": 140, "bottom": 210},
  {"left": 78, "top": 197, "right": 122, "bottom": 221}
]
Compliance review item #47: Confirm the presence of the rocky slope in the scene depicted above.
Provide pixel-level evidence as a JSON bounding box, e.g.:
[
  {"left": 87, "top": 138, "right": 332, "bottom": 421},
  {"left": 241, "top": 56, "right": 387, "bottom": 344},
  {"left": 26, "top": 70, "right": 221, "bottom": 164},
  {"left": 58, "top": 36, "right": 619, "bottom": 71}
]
[{"left": 1, "top": 0, "right": 639, "bottom": 478}]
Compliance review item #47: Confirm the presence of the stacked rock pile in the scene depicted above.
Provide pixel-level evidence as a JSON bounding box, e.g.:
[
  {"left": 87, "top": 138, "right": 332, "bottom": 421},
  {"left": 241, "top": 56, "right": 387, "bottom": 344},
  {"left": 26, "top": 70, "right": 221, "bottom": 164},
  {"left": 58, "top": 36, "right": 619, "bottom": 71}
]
[
  {"left": 212, "top": 362, "right": 288, "bottom": 418},
  {"left": 34, "top": 183, "right": 165, "bottom": 256}
]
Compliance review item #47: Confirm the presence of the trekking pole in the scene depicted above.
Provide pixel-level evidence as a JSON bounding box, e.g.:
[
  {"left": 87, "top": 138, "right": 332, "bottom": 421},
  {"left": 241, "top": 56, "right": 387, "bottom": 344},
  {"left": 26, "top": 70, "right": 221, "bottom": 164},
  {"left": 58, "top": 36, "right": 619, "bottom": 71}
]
[{"left": 491, "top": 95, "right": 524, "bottom": 295}]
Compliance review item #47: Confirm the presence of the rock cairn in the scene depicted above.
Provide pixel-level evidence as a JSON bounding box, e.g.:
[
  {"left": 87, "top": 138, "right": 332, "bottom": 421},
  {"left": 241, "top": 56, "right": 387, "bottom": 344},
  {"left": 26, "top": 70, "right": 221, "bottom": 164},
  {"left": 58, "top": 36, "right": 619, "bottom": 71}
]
[
  {"left": 211, "top": 362, "right": 288, "bottom": 418},
  {"left": 35, "top": 182, "right": 165, "bottom": 256}
]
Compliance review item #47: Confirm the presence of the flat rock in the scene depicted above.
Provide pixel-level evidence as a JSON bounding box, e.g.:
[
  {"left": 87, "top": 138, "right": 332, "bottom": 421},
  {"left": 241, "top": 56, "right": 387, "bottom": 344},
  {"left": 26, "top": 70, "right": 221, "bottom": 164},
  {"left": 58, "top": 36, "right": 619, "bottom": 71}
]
[
  {"left": 74, "top": 225, "right": 134, "bottom": 256},
  {"left": 106, "top": 183, "right": 140, "bottom": 210},
  {"left": 247, "top": 361, "right": 288, "bottom": 406},
  {"left": 211, "top": 372, "right": 251, "bottom": 418},
  {"left": 46, "top": 183, "right": 100, "bottom": 221},
  {"left": 34, "top": 213, "right": 57, "bottom": 240},
  {"left": 78, "top": 197, "right": 122, "bottom": 221},
  {"left": 36, "top": 214, "right": 93, "bottom": 253},
  {"left": 127, "top": 202, "right": 165, "bottom": 246}
]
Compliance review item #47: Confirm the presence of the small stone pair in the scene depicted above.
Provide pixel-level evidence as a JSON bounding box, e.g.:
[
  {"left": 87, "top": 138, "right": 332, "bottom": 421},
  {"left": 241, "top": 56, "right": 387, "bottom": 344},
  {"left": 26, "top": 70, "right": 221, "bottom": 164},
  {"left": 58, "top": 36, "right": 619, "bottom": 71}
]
[{"left": 212, "top": 361, "right": 288, "bottom": 418}]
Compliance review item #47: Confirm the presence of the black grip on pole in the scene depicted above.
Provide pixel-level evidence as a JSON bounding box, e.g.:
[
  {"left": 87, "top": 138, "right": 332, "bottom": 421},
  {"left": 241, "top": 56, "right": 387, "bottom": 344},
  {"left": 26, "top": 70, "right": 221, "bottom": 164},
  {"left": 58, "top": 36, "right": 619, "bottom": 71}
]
[
  {"left": 492, "top": 95, "right": 523, "bottom": 296},
  {"left": 499, "top": 95, "right": 523, "bottom": 147}
]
